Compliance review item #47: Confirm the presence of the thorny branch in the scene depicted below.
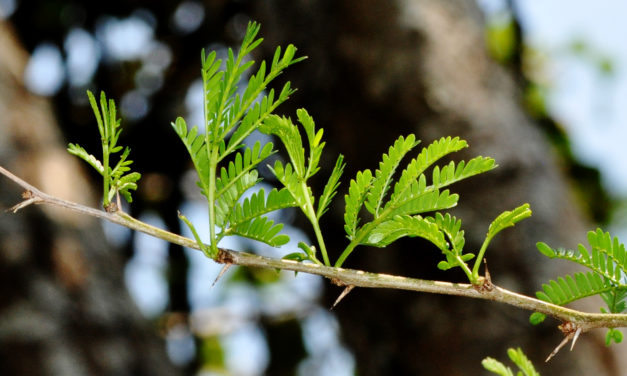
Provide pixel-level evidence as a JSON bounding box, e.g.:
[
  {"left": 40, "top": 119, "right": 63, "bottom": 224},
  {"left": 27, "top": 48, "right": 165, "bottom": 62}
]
[{"left": 2, "top": 165, "right": 626, "bottom": 359}]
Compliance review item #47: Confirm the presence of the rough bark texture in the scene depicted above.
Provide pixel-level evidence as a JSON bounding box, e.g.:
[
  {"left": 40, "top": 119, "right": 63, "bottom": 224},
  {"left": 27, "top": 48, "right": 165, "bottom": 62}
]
[
  {"left": 0, "top": 20, "right": 179, "bottom": 376},
  {"left": 252, "top": 1, "right": 619, "bottom": 374}
]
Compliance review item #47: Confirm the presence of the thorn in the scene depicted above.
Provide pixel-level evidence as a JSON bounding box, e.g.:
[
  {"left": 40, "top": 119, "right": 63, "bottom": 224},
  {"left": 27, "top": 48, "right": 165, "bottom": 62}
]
[
  {"left": 546, "top": 335, "right": 571, "bottom": 362},
  {"left": 546, "top": 322, "right": 580, "bottom": 362},
  {"left": 8, "top": 195, "right": 40, "bottom": 213},
  {"left": 483, "top": 258, "right": 491, "bottom": 285},
  {"left": 331, "top": 285, "right": 355, "bottom": 310},
  {"left": 212, "top": 264, "right": 232, "bottom": 287},
  {"left": 570, "top": 327, "right": 582, "bottom": 351}
]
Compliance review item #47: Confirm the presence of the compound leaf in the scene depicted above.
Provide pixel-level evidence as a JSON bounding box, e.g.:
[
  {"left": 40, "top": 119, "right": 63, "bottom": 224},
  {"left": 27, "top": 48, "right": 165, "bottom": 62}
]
[
  {"left": 344, "top": 169, "right": 374, "bottom": 239},
  {"left": 365, "top": 135, "right": 419, "bottom": 217}
]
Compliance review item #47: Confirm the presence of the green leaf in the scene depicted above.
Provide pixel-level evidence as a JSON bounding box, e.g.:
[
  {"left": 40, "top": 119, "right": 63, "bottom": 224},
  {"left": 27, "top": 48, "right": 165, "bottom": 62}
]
[
  {"left": 344, "top": 169, "right": 373, "bottom": 239},
  {"left": 482, "top": 357, "right": 514, "bottom": 376},
  {"left": 365, "top": 135, "right": 419, "bottom": 217},
  {"left": 431, "top": 156, "right": 496, "bottom": 190},
  {"left": 606, "top": 328, "right": 623, "bottom": 346},
  {"left": 535, "top": 272, "right": 613, "bottom": 306},
  {"left": 536, "top": 229, "right": 627, "bottom": 286},
  {"left": 229, "top": 188, "right": 297, "bottom": 228},
  {"left": 69, "top": 91, "right": 140, "bottom": 208},
  {"left": 536, "top": 242, "right": 555, "bottom": 258},
  {"left": 389, "top": 136, "right": 468, "bottom": 207},
  {"left": 486, "top": 203, "right": 532, "bottom": 240},
  {"left": 260, "top": 115, "right": 306, "bottom": 177},
  {"left": 230, "top": 216, "right": 289, "bottom": 247},
  {"left": 388, "top": 189, "right": 459, "bottom": 217},
  {"left": 317, "top": 154, "right": 345, "bottom": 219},
  {"left": 215, "top": 141, "right": 274, "bottom": 199},
  {"left": 172, "top": 117, "right": 210, "bottom": 193},
  {"left": 364, "top": 215, "right": 447, "bottom": 250},
  {"left": 268, "top": 160, "right": 312, "bottom": 209},
  {"left": 483, "top": 348, "right": 539, "bottom": 376},
  {"left": 507, "top": 348, "right": 539, "bottom": 376},
  {"left": 297, "top": 108, "right": 325, "bottom": 179},
  {"left": 67, "top": 143, "right": 104, "bottom": 175},
  {"left": 529, "top": 312, "right": 546, "bottom": 325}
]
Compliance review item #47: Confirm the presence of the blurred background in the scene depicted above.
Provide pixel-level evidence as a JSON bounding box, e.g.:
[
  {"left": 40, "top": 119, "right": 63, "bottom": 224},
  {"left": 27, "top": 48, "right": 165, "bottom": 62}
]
[{"left": 0, "top": 0, "right": 626, "bottom": 375}]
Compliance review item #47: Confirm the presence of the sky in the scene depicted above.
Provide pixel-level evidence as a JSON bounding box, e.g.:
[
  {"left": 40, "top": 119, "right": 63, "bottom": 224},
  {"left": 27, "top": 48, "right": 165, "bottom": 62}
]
[{"left": 515, "top": 1, "right": 627, "bottom": 195}]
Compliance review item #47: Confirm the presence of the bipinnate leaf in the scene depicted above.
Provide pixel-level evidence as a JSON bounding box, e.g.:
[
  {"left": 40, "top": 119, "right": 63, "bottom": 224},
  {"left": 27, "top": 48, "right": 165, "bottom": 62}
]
[
  {"left": 365, "top": 135, "right": 419, "bottom": 216},
  {"left": 389, "top": 136, "right": 468, "bottom": 207},
  {"left": 536, "top": 229, "right": 627, "bottom": 285},
  {"left": 67, "top": 143, "right": 104, "bottom": 175},
  {"left": 260, "top": 115, "right": 306, "bottom": 177},
  {"left": 297, "top": 108, "right": 326, "bottom": 179},
  {"left": 431, "top": 156, "right": 496, "bottom": 190},
  {"left": 487, "top": 203, "right": 532, "bottom": 240},
  {"left": 230, "top": 216, "right": 289, "bottom": 247},
  {"left": 365, "top": 215, "right": 448, "bottom": 250},
  {"left": 535, "top": 272, "right": 613, "bottom": 306},
  {"left": 317, "top": 154, "right": 345, "bottom": 219},
  {"left": 69, "top": 90, "right": 140, "bottom": 207},
  {"left": 388, "top": 188, "right": 459, "bottom": 217},
  {"left": 215, "top": 141, "right": 274, "bottom": 198},
  {"left": 344, "top": 169, "right": 373, "bottom": 239},
  {"left": 268, "top": 160, "right": 312, "bottom": 209},
  {"left": 172, "top": 117, "right": 210, "bottom": 192},
  {"left": 229, "top": 188, "right": 297, "bottom": 228}
]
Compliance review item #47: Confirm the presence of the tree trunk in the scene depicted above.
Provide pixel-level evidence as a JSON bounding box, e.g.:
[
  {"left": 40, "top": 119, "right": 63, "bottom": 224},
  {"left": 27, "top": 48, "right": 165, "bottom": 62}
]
[
  {"left": 252, "top": 1, "right": 619, "bottom": 374},
  {"left": 0, "top": 20, "right": 180, "bottom": 376}
]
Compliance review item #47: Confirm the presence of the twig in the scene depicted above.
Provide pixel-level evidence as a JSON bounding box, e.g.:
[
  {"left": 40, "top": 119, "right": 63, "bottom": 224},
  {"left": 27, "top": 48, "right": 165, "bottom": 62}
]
[{"left": 3, "top": 165, "right": 627, "bottom": 340}]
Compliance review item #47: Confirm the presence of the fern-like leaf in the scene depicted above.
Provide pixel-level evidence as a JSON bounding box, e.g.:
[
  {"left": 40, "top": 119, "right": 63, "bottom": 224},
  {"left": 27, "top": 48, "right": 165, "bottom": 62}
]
[
  {"left": 365, "top": 215, "right": 448, "bottom": 250},
  {"left": 268, "top": 160, "right": 312, "bottom": 209},
  {"left": 389, "top": 136, "right": 467, "bottom": 207},
  {"left": 229, "top": 188, "right": 297, "bottom": 228},
  {"left": 230, "top": 216, "right": 290, "bottom": 247},
  {"left": 215, "top": 141, "right": 274, "bottom": 198},
  {"left": 536, "top": 272, "right": 613, "bottom": 306},
  {"left": 172, "top": 117, "right": 210, "bottom": 192},
  {"left": 317, "top": 155, "right": 345, "bottom": 219},
  {"left": 431, "top": 156, "right": 496, "bottom": 190},
  {"left": 486, "top": 203, "right": 532, "bottom": 240},
  {"left": 536, "top": 229, "right": 627, "bottom": 285},
  {"left": 69, "top": 91, "right": 141, "bottom": 207},
  {"left": 67, "top": 143, "right": 105, "bottom": 174},
  {"left": 214, "top": 170, "right": 259, "bottom": 227},
  {"left": 431, "top": 213, "right": 474, "bottom": 271},
  {"left": 365, "top": 135, "right": 419, "bottom": 217},
  {"left": 388, "top": 188, "right": 459, "bottom": 217},
  {"left": 260, "top": 115, "right": 306, "bottom": 177},
  {"left": 344, "top": 169, "right": 374, "bottom": 239}
]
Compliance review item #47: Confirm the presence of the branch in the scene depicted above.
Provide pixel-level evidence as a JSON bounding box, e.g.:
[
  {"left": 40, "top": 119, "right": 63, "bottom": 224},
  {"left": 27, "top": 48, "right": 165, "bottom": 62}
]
[{"left": 2, "top": 165, "right": 627, "bottom": 336}]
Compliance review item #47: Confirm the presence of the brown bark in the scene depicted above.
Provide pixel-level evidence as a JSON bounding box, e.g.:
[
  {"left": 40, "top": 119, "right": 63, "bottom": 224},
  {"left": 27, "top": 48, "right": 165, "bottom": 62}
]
[
  {"left": 0, "top": 20, "right": 179, "bottom": 376},
  {"left": 252, "top": 1, "right": 618, "bottom": 374}
]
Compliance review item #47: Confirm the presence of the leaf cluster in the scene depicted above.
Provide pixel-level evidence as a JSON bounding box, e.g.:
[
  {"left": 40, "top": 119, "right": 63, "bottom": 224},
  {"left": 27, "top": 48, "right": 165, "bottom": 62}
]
[
  {"left": 171, "top": 21, "right": 305, "bottom": 257},
  {"left": 260, "top": 109, "right": 345, "bottom": 265},
  {"left": 335, "top": 135, "right": 530, "bottom": 284},
  {"left": 532, "top": 228, "right": 627, "bottom": 344},
  {"left": 68, "top": 91, "right": 140, "bottom": 209}
]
